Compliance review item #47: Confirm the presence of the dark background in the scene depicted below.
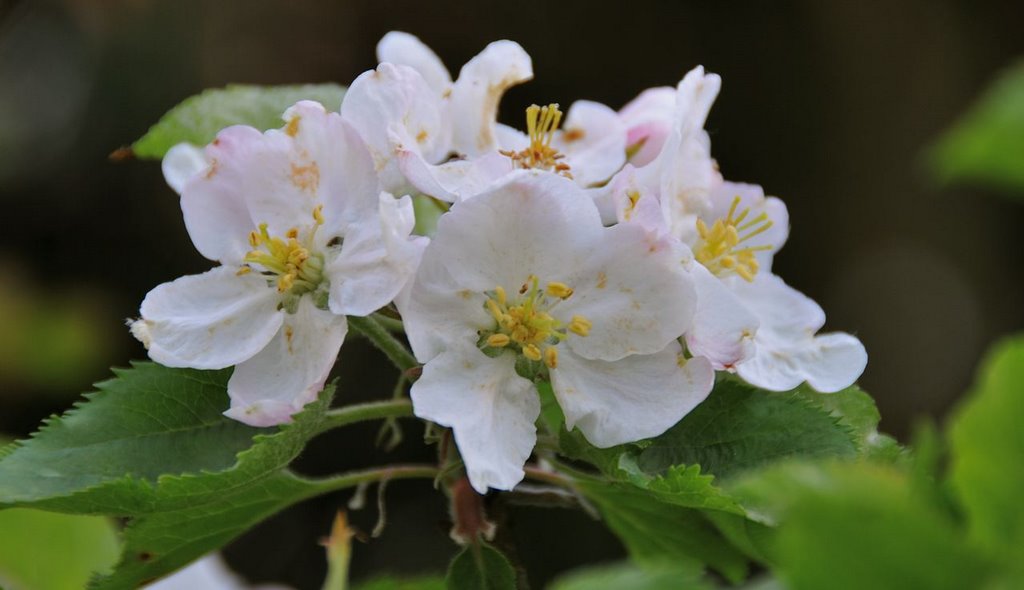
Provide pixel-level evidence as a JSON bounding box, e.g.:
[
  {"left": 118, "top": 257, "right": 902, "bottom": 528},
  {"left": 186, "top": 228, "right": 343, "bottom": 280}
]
[{"left": 1, "top": 0, "right": 1022, "bottom": 587}]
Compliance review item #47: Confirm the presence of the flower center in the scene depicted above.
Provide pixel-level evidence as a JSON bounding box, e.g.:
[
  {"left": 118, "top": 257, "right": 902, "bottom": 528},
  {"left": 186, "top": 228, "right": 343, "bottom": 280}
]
[
  {"left": 241, "top": 205, "right": 330, "bottom": 311},
  {"left": 501, "top": 104, "right": 573, "bottom": 179},
  {"left": 694, "top": 196, "right": 774, "bottom": 281},
  {"left": 479, "top": 275, "right": 590, "bottom": 369}
]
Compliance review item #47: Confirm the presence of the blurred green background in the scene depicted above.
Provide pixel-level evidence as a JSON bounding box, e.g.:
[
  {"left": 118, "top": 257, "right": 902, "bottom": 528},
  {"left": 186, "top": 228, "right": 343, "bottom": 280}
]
[{"left": 0, "top": 0, "right": 1022, "bottom": 587}]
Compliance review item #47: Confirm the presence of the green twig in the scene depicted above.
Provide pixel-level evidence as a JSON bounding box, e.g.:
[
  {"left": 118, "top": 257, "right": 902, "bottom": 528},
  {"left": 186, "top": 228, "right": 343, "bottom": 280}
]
[
  {"left": 302, "top": 465, "right": 440, "bottom": 496},
  {"left": 370, "top": 312, "right": 406, "bottom": 333},
  {"left": 314, "top": 399, "right": 414, "bottom": 436},
  {"left": 348, "top": 315, "right": 418, "bottom": 371}
]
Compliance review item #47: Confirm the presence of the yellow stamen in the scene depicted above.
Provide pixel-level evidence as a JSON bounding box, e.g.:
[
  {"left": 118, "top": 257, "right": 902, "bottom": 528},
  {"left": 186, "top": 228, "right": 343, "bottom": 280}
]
[
  {"left": 694, "top": 196, "right": 774, "bottom": 282},
  {"left": 500, "top": 104, "right": 573, "bottom": 179},
  {"left": 546, "top": 281, "right": 573, "bottom": 299},
  {"left": 568, "top": 315, "right": 592, "bottom": 337},
  {"left": 244, "top": 207, "right": 327, "bottom": 297},
  {"left": 487, "top": 333, "right": 511, "bottom": 348},
  {"left": 544, "top": 346, "right": 559, "bottom": 369},
  {"left": 523, "top": 344, "right": 542, "bottom": 362}
]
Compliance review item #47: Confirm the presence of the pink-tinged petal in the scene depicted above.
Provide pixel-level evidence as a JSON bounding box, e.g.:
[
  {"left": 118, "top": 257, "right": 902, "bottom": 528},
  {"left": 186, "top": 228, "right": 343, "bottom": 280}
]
[
  {"left": 730, "top": 273, "right": 866, "bottom": 392},
  {"left": 327, "top": 193, "right": 427, "bottom": 316},
  {"left": 225, "top": 298, "right": 347, "bottom": 427},
  {"left": 398, "top": 149, "right": 513, "bottom": 202},
  {"left": 551, "top": 343, "right": 713, "bottom": 447},
  {"left": 685, "top": 261, "right": 758, "bottom": 369},
  {"left": 278, "top": 102, "right": 379, "bottom": 239},
  {"left": 180, "top": 126, "right": 264, "bottom": 265},
  {"left": 558, "top": 221, "right": 695, "bottom": 362},
  {"left": 637, "top": 67, "right": 721, "bottom": 242},
  {"left": 162, "top": 143, "right": 209, "bottom": 195},
  {"left": 134, "top": 267, "right": 283, "bottom": 370},
  {"left": 376, "top": 31, "right": 452, "bottom": 94},
  {"left": 424, "top": 171, "right": 603, "bottom": 293},
  {"left": 619, "top": 86, "right": 676, "bottom": 166},
  {"left": 342, "top": 63, "right": 448, "bottom": 190},
  {"left": 411, "top": 347, "right": 539, "bottom": 493},
  {"left": 449, "top": 40, "right": 533, "bottom": 156},
  {"left": 554, "top": 100, "right": 627, "bottom": 187}
]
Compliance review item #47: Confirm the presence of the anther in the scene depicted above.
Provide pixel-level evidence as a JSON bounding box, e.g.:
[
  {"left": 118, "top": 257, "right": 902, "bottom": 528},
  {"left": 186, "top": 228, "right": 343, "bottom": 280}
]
[
  {"left": 544, "top": 346, "right": 558, "bottom": 369},
  {"left": 487, "top": 334, "right": 511, "bottom": 348},
  {"left": 546, "top": 282, "right": 573, "bottom": 299}
]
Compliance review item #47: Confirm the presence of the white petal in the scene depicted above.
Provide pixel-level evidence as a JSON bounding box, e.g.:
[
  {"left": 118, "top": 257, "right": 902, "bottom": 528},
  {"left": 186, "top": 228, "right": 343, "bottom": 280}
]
[
  {"left": 639, "top": 66, "right": 721, "bottom": 242},
  {"left": 179, "top": 126, "right": 264, "bottom": 264},
  {"left": 729, "top": 273, "right": 825, "bottom": 339},
  {"left": 423, "top": 171, "right": 603, "bottom": 293},
  {"left": 558, "top": 221, "right": 696, "bottom": 362},
  {"left": 411, "top": 347, "right": 539, "bottom": 493},
  {"left": 376, "top": 31, "right": 452, "bottom": 94},
  {"left": 796, "top": 333, "right": 868, "bottom": 393},
  {"left": 225, "top": 298, "right": 347, "bottom": 427},
  {"left": 162, "top": 143, "right": 209, "bottom": 195},
  {"left": 398, "top": 149, "right": 513, "bottom": 202},
  {"left": 399, "top": 248, "right": 492, "bottom": 364},
  {"left": 327, "top": 193, "right": 427, "bottom": 316},
  {"left": 342, "top": 63, "right": 448, "bottom": 190},
  {"left": 135, "top": 267, "right": 283, "bottom": 370},
  {"left": 685, "top": 260, "right": 758, "bottom": 369},
  {"left": 449, "top": 40, "right": 533, "bottom": 156},
  {"left": 554, "top": 100, "right": 627, "bottom": 187},
  {"left": 619, "top": 86, "right": 676, "bottom": 166},
  {"left": 731, "top": 274, "right": 867, "bottom": 392},
  {"left": 551, "top": 344, "right": 713, "bottom": 447},
  {"left": 143, "top": 554, "right": 251, "bottom": 590},
  {"left": 278, "top": 102, "right": 380, "bottom": 239}
]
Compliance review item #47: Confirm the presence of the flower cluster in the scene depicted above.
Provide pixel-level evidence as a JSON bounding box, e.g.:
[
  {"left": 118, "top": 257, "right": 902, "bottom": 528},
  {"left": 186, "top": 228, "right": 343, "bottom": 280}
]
[{"left": 133, "top": 32, "right": 867, "bottom": 493}]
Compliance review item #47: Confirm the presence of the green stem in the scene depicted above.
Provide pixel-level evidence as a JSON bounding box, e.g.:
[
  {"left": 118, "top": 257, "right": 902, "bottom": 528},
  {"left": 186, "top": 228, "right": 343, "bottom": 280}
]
[
  {"left": 371, "top": 312, "right": 406, "bottom": 333},
  {"left": 523, "top": 465, "right": 574, "bottom": 487},
  {"left": 314, "top": 399, "right": 414, "bottom": 436},
  {"left": 348, "top": 315, "right": 418, "bottom": 371},
  {"left": 302, "top": 465, "right": 440, "bottom": 496}
]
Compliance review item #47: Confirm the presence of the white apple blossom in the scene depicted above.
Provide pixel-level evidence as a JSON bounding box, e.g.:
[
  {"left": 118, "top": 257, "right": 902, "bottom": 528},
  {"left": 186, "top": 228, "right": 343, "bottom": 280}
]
[
  {"left": 401, "top": 171, "right": 713, "bottom": 493},
  {"left": 608, "top": 64, "right": 867, "bottom": 392},
  {"left": 632, "top": 66, "right": 721, "bottom": 244},
  {"left": 376, "top": 31, "right": 533, "bottom": 158},
  {"left": 603, "top": 166, "right": 759, "bottom": 371},
  {"left": 618, "top": 85, "right": 676, "bottom": 167},
  {"left": 131, "top": 101, "right": 425, "bottom": 426},
  {"left": 697, "top": 181, "right": 866, "bottom": 392}
]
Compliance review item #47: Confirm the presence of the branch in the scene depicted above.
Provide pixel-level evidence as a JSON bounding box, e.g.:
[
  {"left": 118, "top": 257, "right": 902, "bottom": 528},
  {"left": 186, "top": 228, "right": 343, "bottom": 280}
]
[
  {"left": 348, "top": 315, "right": 418, "bottom": 372},
  {"left": 314, "top": 399, "right": 414, "bottom": 436}
]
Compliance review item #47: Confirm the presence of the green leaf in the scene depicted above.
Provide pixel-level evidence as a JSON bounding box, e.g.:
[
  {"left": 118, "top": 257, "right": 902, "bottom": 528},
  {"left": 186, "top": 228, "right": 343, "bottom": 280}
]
[
  {"left": 91, "top": 471, "right": 321, "bottom": 589},
  {"left": 444, "top": 543, "right": 516, "bottom": 590},
  {"left": 0, "top": 362, "right": 348, "bottom": 588},
  {"left": 132, "top": 84, "right": 347, "bottom": 159},
  {"left": 635, "top": 378, "right": 858, "bottom": 479},
  {"left": 0, "top": 508, "right": 119, "bottom": 590},
  {"left": 949, "top": 335, "right": 1024, "bottom": 560},
  {"left": 0, "top": 363, "right": 262, "bottom": 512},
  {"left": 572, "top": 473, "right": 749, "bottom": 582},
  {"left": 550, "top": 562, "right": 711, "bottom": 590},
  {"left": 732, "top": 460, "right": 994, "bottom": 590},
  {"left": 929, "top": 60, "right": 1024, "bottom": 194},
  {"left": 354, "top": 576, "right": 446, "bottom": 590},
  {"left": 786, "top": 383, "right": 905, "bottom": 463}
]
